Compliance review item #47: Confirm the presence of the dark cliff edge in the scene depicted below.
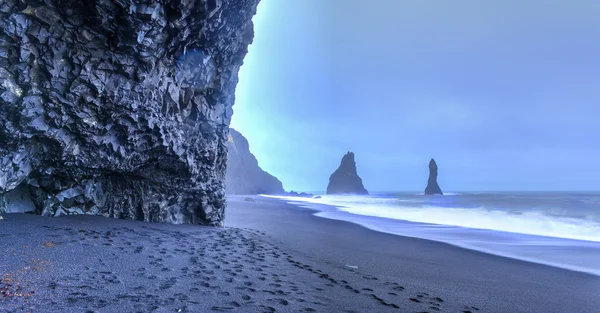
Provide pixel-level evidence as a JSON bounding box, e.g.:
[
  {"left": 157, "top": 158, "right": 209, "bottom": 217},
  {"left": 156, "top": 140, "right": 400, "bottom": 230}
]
[
  {"left": 0, "top": 0, "right": 260, "bottom": 225},
  {"left": 326, "top": 152, "right": 369, "bottom": 195},
  {"left": 226, "top": 129, "right": 284, "bottom": 195},
  {"left": 424, "top": 158, "right": 443, "bottom": 195}
]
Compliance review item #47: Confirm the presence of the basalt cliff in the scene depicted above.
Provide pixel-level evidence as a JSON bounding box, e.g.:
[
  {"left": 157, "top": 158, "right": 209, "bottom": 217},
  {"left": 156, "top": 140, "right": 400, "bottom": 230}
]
[
  {"left": 226, "top": 129, "right": 283, "bottom": 195},
  {"left": 326, "top": 152, "right": 368, "bottom": 195},
  {"left": 0, "top": 0, "right": 260, "bottom": 225}
]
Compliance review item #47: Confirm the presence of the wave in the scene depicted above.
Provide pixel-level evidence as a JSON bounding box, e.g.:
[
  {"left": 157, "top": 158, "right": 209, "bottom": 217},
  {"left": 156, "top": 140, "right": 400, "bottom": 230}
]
[
  {"left": 311, "top": 209, "right": 600, "bottom": 276},
  {"left": 265, "top": 194, "right": 600, "bottom": 276},
  {"left": 266, "top": 194, "right": 600, "bottom": 243},
  {"left": 411, "top": 192, "right": 461, "bottom": 196},
  {"left": 337, "top": 205, "right": 600, "bottom": 243}
]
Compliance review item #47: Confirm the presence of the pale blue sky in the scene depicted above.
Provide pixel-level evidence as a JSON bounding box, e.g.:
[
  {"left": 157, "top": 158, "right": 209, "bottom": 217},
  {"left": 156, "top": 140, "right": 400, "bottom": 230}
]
[{"left": 231, "top": 0, "right": 600, "bottom": 192}]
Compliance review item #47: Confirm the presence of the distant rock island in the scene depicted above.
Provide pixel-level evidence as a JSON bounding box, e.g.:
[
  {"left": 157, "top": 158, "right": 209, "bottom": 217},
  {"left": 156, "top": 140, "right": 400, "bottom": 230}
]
[
  {"left": 326, "top": 152, "right": 369, "bottom": 195},
  {"left": 226, "top": 129, "right": 284, "bottom": 195},
  {"left": 424, "top": 158, "right": 443, "bottom": 195},
  {"left": 286, "top": 191, "right": 312, "bottom": 197}
]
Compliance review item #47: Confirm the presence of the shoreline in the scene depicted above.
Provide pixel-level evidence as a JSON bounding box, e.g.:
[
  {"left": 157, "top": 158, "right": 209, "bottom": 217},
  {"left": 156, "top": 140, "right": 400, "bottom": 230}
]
[
  {"left": 226, "top": 195, "right": 600, "bottom": 313},
  {"left": 264, "top": 195, "right": 600, "bottom": 277},
  {"left": 315, "top": 208, "right": 600, "bottom": 277}
]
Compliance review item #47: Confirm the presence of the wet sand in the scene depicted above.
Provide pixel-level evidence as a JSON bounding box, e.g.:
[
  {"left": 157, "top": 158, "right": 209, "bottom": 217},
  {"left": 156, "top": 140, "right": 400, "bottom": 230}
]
[
  {"left": 0, "top": 197, "right": 599, "bottom": 312},
  {"left": 225, "top": 196, "right": 600, "bottom": 313}
]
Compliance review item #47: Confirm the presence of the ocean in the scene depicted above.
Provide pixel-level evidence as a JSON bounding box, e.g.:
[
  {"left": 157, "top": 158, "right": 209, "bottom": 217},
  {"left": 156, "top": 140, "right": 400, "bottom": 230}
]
[{"left": 267, "top": 192, "right": 600, "bottom": 276}]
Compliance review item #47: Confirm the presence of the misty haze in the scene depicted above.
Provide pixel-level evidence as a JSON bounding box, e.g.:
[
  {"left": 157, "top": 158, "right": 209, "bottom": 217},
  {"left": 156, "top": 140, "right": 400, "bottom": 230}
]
[{"left": 1, "top": 1, "right": 599, "bottom": 313}]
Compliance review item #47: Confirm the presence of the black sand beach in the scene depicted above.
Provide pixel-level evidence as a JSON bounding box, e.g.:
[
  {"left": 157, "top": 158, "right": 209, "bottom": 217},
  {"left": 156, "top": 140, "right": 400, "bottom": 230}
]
[
  {"left": 226, "top": 197, "right": 600, "bottom": 313},
  {"left": 1, "top": 197, "right": 599, "bottom": 313}
]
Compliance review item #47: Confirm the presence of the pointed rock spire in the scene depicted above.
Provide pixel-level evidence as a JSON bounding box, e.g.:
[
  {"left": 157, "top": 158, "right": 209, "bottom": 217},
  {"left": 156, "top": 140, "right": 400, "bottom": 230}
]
[
  {"left": 424, "top": 158, "right": 443, "bottom": 195},
  {"left": 326, "top": 152, "right": 369, "bottom": 195}
]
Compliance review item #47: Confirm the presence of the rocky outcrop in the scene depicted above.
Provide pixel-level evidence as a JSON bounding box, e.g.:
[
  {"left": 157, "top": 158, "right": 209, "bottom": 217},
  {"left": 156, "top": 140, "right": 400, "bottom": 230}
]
[
  {"left": 326, "top": 152, "right": 368, "bottom": 195},
  {"left": 226, "top": 129, "right": 284, "bottom": 195},
  {"left": 424, "top": 158, "right": 443, "bottom": 195},
  {"left": 285, "top": 191, "right": 313, "bottom": 198},
  {"left": 0, "top": 0, "right": 260, "bottom": 226}
]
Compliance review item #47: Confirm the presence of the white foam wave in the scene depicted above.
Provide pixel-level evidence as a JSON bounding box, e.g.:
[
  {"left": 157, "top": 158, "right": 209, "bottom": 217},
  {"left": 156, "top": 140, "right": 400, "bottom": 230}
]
[
  {"left": 411, "top": 192, "right": 461, "bottom": 196},
  {"left": 263, "top": 194, "right": 600, "bottom": 276},
  {"left": 264, "top": 194, "right": 600, "bottom": 243},
  {"left": 341, "top": 206, "right": 600, "bottom": 243},
  {"left": 312, "top": 209, "right": 600, "bottom": 276}
]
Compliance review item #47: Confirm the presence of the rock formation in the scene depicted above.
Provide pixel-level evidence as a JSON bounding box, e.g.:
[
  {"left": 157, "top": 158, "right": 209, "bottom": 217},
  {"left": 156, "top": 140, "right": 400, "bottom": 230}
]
[
  {"left": 286, "top": 191, "right": 313, "bottom": 198},
  {"left": 424, "top": 158, "right": 443, "bottom": 195},
  {"left": 226, "top": 129, "right": 284, "bottom": 195},
  {"left": 0, "top": 0, "right": 260, "bottom": 226},
  {"left": 326, "top": 152, "right": 368, "bottom": 195}
]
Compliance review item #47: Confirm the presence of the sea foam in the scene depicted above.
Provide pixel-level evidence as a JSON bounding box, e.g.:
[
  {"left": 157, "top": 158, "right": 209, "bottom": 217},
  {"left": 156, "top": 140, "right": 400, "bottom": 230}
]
[
  {"left": 268, "top": 194, "right": 600, "bottom": 242},
  {"left": 264, "top": 193, "right": 600, "bottom": 276}
]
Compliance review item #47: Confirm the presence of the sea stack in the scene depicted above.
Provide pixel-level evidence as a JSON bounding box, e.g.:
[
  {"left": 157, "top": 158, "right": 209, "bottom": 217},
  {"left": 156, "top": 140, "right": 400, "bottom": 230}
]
[
  {"left": 424, "top": 158, "right": 443, "bottom": 195},
  {"left": 326, "top": 152, "right": 369, "bottom": 195}
]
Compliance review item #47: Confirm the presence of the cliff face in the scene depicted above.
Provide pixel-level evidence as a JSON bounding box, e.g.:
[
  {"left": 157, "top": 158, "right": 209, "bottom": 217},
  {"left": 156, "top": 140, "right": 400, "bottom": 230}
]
[
  {"left": 0, "top": 0, "right": 260, "bottom": 225},
  {"left": 424, "top": 158, "right": 443, "bottom": 195},
  {"left": 226, "top": 129, "right": 284, "bottom": 195},
  {"left": 326, "top": 152, "right": 368, "bottom": 195}
]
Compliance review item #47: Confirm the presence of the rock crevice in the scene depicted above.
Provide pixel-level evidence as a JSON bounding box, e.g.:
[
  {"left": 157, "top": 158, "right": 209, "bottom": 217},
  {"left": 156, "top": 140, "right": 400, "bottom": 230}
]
[{"left": 0, "top": 0, "right": 260, "bottom": 225}]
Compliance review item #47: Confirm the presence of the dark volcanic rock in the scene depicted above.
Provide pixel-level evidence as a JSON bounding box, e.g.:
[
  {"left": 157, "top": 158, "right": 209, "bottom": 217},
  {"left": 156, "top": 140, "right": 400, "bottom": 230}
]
[
  {"left": 225, "top": 129, "right": 284, "bottom": 195},
  {"left": 285, "top": 191, "right": 313, "bottom": 198},
  {"left": 0, "top": 0, "right": 260, "bottom": 225},
  {"left": 326, "top": 152, "right": 368, "bottom": 195},
  {"left": 424, "top": 158, "right": 443, "bottom": 195}
]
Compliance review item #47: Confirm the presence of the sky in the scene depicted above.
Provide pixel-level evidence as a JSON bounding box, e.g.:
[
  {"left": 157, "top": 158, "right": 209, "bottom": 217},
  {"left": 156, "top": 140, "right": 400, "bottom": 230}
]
[{"left": 230, "top": 0, "right": 600, "bottom": 192}]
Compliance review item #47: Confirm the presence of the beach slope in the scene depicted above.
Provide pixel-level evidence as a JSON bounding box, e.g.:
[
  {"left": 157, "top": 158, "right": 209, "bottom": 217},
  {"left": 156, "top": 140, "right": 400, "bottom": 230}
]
[
  {"left": 225, "top": 196, "right": 600, "bottom": 313},
  {"left": 1, "top": 197, "right": 599, "bottom": 312}
]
